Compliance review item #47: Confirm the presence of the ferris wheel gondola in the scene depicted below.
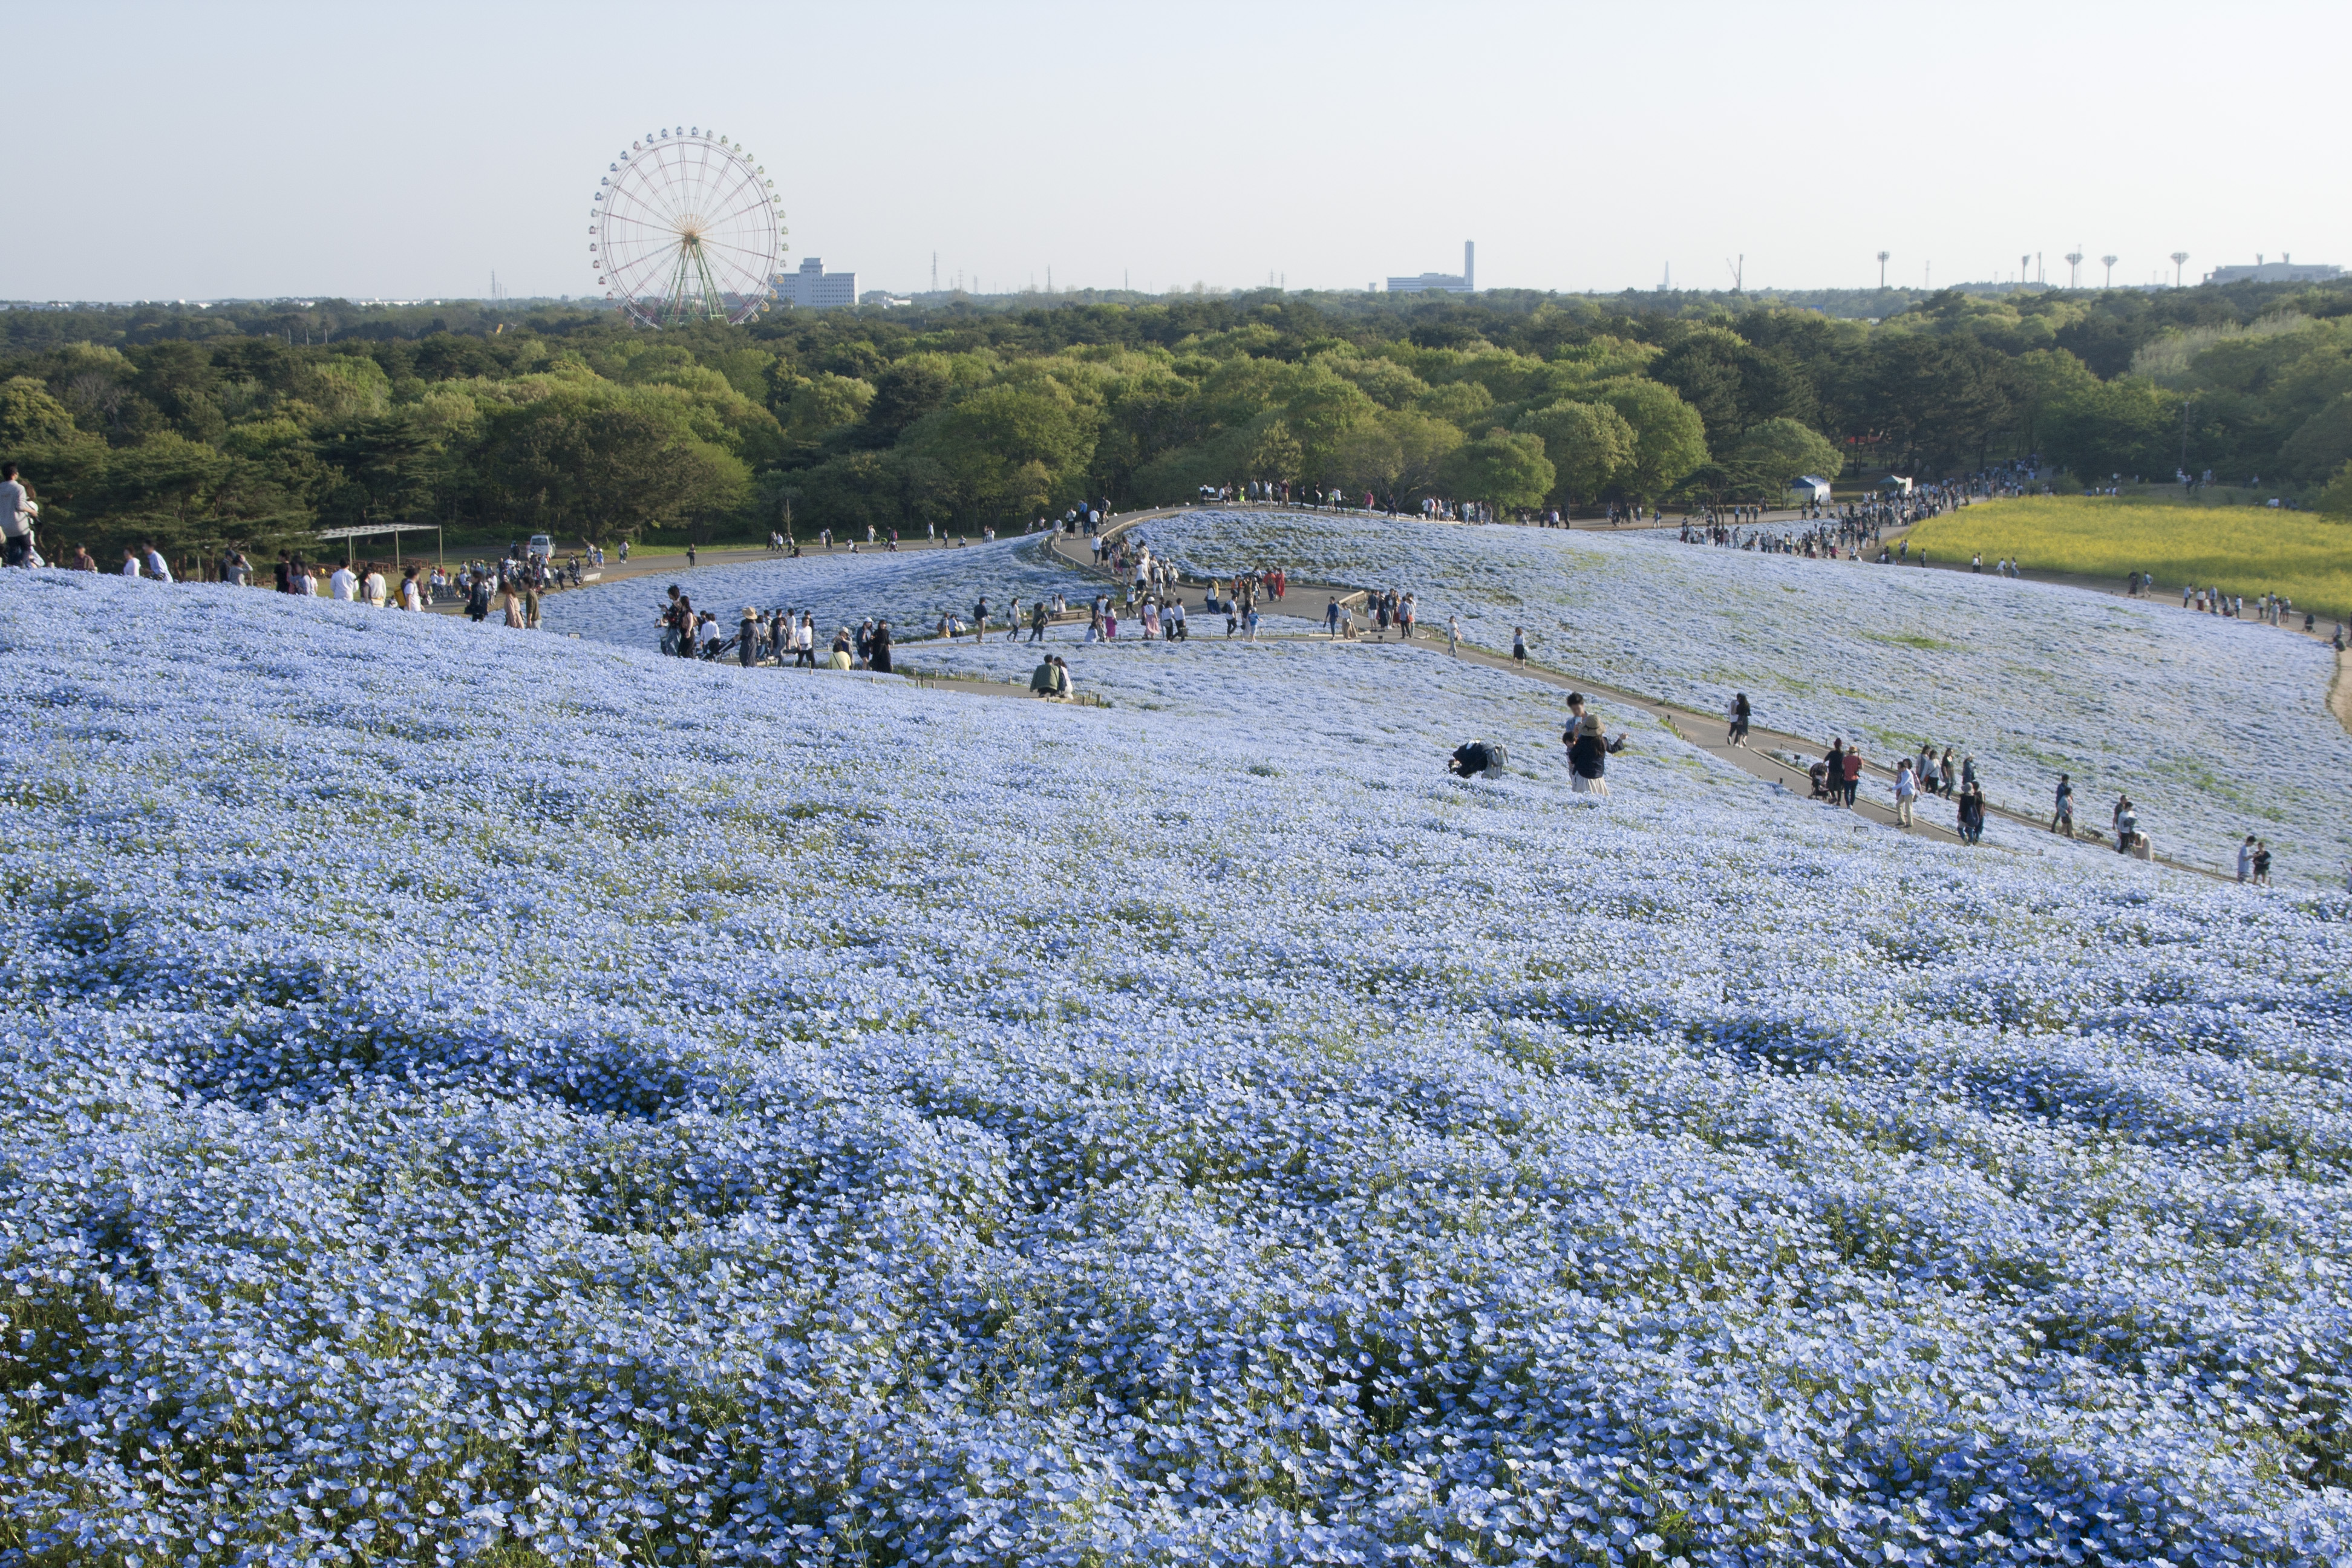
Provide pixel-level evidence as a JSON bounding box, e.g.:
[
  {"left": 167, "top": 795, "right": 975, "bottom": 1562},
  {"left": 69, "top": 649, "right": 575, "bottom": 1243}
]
[{"left": 587, "top": 126, "right": 784, "bottom": 328}]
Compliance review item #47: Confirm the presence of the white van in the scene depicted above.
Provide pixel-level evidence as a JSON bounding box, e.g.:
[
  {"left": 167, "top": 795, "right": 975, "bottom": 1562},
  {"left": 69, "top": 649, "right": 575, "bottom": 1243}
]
[{"left": 527, "top": 534, "right": 554, "bottom": 561}]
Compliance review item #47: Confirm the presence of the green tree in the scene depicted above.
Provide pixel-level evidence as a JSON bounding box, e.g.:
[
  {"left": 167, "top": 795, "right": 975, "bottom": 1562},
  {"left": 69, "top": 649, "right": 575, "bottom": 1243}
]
[
  {"left": 1514, "top": 399, "right": 1635, "bottom": 506},
  {"left": 2316, "top": 460, "right": 2352, "bottom": 520},
  {"left": 901, "top": 373, "right": 1098, "bottom": 524},
  {"left": 1330, "top": 409, "right": 1463, "bottom": 505},
  {"left": 485, "top": 396, "right": 750, "bottom": 544},
  {"left": 2041, "top": 377, "right": 2182, "bottom": 483},
  {"left": 1593, "top": 379, "right": 1708, "bottom": 501},
  {"left": 1440, "top": 429, "right": 1555, "bottom": 511},
  {"left": 1725, "top": 417, "right": 1844, "bottom": 497},
  {"left": 1858, "top": 332, "right": 2011, "bottom": 472},
  {"left": 2281, "top": 393, "right": 2352, "bottom": 483}
]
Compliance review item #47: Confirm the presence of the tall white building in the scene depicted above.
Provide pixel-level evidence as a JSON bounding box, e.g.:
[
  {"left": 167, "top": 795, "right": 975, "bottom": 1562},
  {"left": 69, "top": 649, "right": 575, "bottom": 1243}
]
[
  {"left": 1387, "top": 241, "right": 1475, "bottom": 295},
  {"left": 777, "top": 257, "right": 859, "bottom": 309}
]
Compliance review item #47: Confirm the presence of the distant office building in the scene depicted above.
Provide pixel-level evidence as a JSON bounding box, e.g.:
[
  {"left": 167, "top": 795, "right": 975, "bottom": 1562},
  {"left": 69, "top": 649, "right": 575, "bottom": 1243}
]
[
  {"left": 2204, "top": 255, "right": 2341, "bottom": 285},
  {"left": 776, "top": 257, "right": 859, "bottom": 308},
  {"left": 1388, "top": 241, "right": 1475, "bottom": 295}
]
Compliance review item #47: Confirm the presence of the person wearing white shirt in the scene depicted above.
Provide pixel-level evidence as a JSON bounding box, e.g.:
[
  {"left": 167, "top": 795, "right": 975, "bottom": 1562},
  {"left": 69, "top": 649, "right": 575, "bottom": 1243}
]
[
  {"left": 400, "top": 569, "right": 423, "bottom": 612},
  {"left": 363, "top": 566, "right": 387, "bottom": 607},
  {"left": 0, "top": 462, "right": 31, "bottom": 567},
  {"left": 329, "top": 564, "right": 358, "bottom": 601},
  {"left": 143, "top": 544, "right": 172, "bottom": 583},
  {"left": 121, "top": 547, "right": 143, "bottom": 577}
]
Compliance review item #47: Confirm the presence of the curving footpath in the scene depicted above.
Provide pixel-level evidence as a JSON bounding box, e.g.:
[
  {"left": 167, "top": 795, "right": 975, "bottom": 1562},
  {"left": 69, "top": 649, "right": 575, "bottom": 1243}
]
[{"left": 1050, "top": 505, "right": 2233, "bottom": 881}]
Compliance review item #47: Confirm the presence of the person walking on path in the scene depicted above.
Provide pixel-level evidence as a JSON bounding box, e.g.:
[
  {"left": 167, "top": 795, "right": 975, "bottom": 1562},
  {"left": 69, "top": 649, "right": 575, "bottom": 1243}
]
[
  {"left": 1840, "top": 743, "right": 1863, "bottom": 808},
  {"left": 1512, "top": 627, "right": 1528, "bottom": 666},
  {"left": 1893, "top": 759, "right": 1918, "bottom": 828},
  {"left": 2052, "top": 774, "right": 2074, "bottom": 835},
  {"left": 2238, "top": 835, "right": 2256, "bottom": 883},
  {"left": 1448, "top": 616, "right": 1461, "bottom": 655},
  {"left": 145, "top": 544, "right": 174, "bottom": 584},
  {"left": 2253, "top": 841, "right": 2272, "bottom": 886},
  {"left": 1325, "top": 597, "right": 1341, "bottom": 638},
  {"left": 1726, "top": 692, "right": 1751, "bottom": 747}
]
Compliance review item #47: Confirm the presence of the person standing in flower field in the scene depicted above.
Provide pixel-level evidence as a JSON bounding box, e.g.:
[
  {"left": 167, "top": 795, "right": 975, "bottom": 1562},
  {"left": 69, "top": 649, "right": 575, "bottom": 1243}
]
[
  {"left": 1840, "top": 743, "right": 1863, "bottom": 808},
  {"left": 143, "top": 543, "right": 173, "bottom": 584},
  {"left": 1893, "top": 758, "right": 1918, "bottom": 828},
  {"left": 120, "top": 546, "right": 142, "bottom": 577}
]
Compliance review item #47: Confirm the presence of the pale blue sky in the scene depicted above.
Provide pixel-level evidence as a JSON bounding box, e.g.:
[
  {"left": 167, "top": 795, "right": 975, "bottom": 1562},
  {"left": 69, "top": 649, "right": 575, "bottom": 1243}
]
[{"left": 5, "top": 0, "right": 2344, "bottom": 301}]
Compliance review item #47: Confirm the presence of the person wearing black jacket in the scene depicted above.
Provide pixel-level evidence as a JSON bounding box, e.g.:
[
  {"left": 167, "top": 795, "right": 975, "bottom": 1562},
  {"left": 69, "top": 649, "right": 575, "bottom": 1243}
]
[
  {"left": 870, "top": 619, "right": 893, "bottom": 673},
  {"left": 1448, "top": 741, "right": 1508, "bottom": 779},
  {"left": 1957, "top": 782, "right": 1987, "bottom": 844},
  {"left": 1567, "top": 714, "right": 1628, "bottom": 797}
]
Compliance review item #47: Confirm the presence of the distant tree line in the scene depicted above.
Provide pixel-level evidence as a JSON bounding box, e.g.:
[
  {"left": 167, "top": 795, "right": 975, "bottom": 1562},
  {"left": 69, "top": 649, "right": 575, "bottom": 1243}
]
[{"left": 3, "top": 275, "right": 2349, "bottom": 565}]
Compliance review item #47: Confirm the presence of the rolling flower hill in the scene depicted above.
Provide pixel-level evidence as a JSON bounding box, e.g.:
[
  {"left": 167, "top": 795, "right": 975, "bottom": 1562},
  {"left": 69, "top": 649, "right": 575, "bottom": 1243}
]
[
  {"left": 1, "top": 567, "right": 2347, "bottom": 1565},
  {"left": 1133, "top": 510, "right": 2352, "bottom": 883}
]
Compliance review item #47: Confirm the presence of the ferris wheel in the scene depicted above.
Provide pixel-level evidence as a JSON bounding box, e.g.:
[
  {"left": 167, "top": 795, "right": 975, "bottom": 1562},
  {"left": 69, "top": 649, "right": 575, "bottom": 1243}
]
[{"left": 589, "top": 127, "right": 784, "bottom": 328}]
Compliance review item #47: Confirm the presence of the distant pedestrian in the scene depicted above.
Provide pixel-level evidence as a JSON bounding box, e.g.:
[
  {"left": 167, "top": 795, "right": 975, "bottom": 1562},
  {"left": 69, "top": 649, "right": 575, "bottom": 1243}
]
[
  {"left": 1512, "top": 627, "right": 1527, "bottom": 665},
  {"left": 2051, "top": 774, "right": 2074, "bottom": 835},
  {"left": 1893, "top": 759, "right": 1917, "bottom": 827},
  {"left": 2252, "top": 840, "right": 2271, "bottom": 886},
  {"left": 1840, "top": 744, "right": 1862, "bottom": 808},
  {"left": 1726, "top": 691, "right": 1751, "bottom": 747},
  {"left": 2238, "top": 835, "right": 2256, "bottom": 883},
  {"left": 1448, "top": 615, "right": 1461, "bottom": 655},
  {"left": 0, "top": 462, "right": 31, "bottom": 567},
  {"left": 1958, "top": 783, "right": 1987, "bottom": 844}
]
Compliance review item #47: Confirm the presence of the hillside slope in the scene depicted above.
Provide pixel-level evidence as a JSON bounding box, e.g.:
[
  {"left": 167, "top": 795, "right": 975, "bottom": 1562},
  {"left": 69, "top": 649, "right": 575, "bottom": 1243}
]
[{"left": 1, "top": 572, "right": 2348, "bottom": 1564}]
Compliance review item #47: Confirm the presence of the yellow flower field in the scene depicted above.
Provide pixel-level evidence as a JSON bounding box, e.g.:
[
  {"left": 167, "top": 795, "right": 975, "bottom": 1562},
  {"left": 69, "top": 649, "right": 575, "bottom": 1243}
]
[{"left": 1905, "top": 497, "right": 2352, "bottom": 619}]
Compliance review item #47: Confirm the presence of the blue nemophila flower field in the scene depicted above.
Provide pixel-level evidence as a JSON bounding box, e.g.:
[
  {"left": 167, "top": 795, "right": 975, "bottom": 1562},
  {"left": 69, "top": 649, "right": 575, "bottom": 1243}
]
[
  {"left": 2, "top": 563, "right": 2349, "bottom": 1566},
  {"left": 1135, "top": 509, "right": 2352, "bottom": 883},
  {"left": 540, "top": 534, "right": 1083, "bottom": 652}
]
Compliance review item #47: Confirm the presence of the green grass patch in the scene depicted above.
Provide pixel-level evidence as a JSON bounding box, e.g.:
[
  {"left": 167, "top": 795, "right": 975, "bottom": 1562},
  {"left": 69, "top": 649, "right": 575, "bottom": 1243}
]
[{"left": 1907, "top": 497, "right": 2352, "bottom": 618}]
